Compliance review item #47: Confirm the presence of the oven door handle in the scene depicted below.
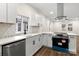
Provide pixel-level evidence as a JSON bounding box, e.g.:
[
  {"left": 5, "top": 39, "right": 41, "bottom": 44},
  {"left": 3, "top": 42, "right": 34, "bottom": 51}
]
[{"left": 68, "top": 39, "right": 70, "bottom": 43}]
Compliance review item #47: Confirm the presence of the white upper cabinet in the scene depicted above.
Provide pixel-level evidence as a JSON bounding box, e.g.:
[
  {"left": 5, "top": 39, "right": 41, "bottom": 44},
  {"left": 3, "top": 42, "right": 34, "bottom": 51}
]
[
  {"left": 29, "top": 14, "right": 42, "bottom": 26},
  {"left": 7, "top": 3, "right": 17, "bottom": 23},
  {"left": 30, "top": 15, "right": 37, "bottom": 26},
  {"left": 30, "top": 15, "right": 39, "bottom": 26},
  {"left": 0, "top": 3, "right": 6, "bottom": 22},
  {"left": 0, "top": 3, "right": 17, "bottom": 23}
]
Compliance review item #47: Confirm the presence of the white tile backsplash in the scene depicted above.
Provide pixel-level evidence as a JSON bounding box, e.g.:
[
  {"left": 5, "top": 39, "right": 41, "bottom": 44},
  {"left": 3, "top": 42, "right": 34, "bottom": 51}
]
[
  {"left": 31, "top": 26, "right": 40, "bottom": 33},
  {"left": 0, "top": 23, "right": 16, "bottom": 38}
]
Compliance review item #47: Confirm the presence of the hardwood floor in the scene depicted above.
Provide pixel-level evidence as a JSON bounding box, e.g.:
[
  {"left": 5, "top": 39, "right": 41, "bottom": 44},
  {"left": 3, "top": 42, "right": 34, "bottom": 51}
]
[{"left": 34, "top": 46, "right": 76, "bottom": 56}]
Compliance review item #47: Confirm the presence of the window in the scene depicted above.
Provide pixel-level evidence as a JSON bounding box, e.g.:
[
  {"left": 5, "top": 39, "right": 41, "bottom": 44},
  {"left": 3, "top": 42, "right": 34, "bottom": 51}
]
[{"left": 16, "top": 15, "right": 22, "bottom": 32}]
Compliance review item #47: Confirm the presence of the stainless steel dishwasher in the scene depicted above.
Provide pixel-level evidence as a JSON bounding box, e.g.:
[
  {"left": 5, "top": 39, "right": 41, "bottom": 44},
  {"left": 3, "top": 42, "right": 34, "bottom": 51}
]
[{"left": 2, "top": 39, "right": 26, "bottom": 56}]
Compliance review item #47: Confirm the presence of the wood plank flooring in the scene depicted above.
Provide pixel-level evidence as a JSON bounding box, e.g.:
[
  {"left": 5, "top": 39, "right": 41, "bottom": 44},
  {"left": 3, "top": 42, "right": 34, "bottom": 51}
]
[{"left": 34, "top": 46, "right": 76, "bottom": 56}]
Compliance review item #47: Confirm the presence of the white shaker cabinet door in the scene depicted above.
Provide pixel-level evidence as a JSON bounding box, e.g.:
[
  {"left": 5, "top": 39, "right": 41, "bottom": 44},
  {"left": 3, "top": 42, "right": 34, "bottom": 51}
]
[
  {"left": 38, "top": 35, "right": 42, "bottom": 48},
  {"left": 0, "top": 3, "right": 6, "bottom": 22},
  {"left": 69, "top": 35, "right": 77, "bottom": 54},
  {"left": 42, "top": 34, "right": 52, "bottom": 47},
  {"left": 26, "top": 38, "right": 34, "bottom": 56},
  {"left": 34, "top": 35, "right": 41, "bottom": 52},
  {"left": 30, "top": 35, "right": 40, "bottom": 55},
  {"left": 7, "top": 3, "right": 17, "bottom": 23},
  {"left": 39, "top": 34, "right": 43, "bottom": 47},
  {"left": 26, "top": 35, "right": 41, "bottom": 56},
  {"left": 42, "top": 34, "right": 48, "bottom": 46},
  {"left": 26, "top": 36, "right": 39, "bottom": 56},
  {"left": 47, "top": 34, "right": 53, "bottom": 48},
  {"left": 29, "top": 15, "right": 39, "bottom": 26}
]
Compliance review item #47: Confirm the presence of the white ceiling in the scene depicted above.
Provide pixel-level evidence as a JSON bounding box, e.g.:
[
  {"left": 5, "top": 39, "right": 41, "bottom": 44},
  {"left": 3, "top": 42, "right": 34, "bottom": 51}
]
[
  {"left": 27, "top": 3, "right": 57, "bottom": 19},
  {"left": 27, "top": 3, "right": 79, "bottom": 19}
]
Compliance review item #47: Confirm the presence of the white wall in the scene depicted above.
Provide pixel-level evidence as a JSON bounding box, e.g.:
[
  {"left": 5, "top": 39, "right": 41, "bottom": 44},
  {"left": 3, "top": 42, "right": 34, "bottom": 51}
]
[
  {"left": 53, "top": 21, "right": 62, "bottom": 32},
  {"left": 49, "top": 21, "right": 54, "bottom": 32},
  {"left": 64, "top": 3, "right": 79, "bottom": 18}
]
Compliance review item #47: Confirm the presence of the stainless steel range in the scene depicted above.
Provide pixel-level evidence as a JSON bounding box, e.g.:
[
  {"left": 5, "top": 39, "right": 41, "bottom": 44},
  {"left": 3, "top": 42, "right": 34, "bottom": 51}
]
[{"left": 52, "top": 33, "right": 69, "bottom": 52}]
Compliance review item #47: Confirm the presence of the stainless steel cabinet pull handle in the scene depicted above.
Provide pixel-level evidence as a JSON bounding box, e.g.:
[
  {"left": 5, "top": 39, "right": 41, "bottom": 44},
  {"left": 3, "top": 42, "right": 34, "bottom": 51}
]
[{"left": 33, "top": 40, "right": 35, "bottom": 45}]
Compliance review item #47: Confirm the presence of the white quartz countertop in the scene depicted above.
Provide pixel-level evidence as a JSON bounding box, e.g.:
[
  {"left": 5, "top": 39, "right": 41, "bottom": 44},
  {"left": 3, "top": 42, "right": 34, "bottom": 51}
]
[
  {"left": 67, "top": 32, "right": 79, "bottom": 36},
  {"left": 0, "top": 32, "right": 78, "bottom": 45},
  {"left": 0, "top": 32, "right": 54, "bottom": 45}
]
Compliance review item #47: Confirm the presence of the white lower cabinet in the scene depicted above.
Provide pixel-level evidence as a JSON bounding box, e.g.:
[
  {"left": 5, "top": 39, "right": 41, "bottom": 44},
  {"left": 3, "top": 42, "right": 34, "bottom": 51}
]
[
  {"left": 26, "top": 35, "right": 42, "bottom": 56},
  {"left": 26, "top": 33, "right": 53, "bottom": 56},
  {"left": 39, "top": 34, "right": 43, "bottom": 48},
  {"left": 41, "top": 34, "right": 53, "bottom": 48},
  {"left": 26, "top": 37, "right": 34, "bottom": 56},
  {"left": 47, "top": 34, "right": 53, "bottom": 48},
  {"left": 42, "top": 34, "right": 48, "bottom": 46},
  {"left": 32, "top": 35, "right": 40, "bottom": 55},
  {"left": 69, "top": 35, "right": 77, "bottom": 54}
]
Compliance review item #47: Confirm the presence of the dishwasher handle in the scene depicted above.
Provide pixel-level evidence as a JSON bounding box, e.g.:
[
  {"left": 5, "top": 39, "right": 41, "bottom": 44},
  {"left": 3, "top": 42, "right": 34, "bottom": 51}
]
[
  {"left": 5, "top": 44, "right": 13, "bottom": 48},
  {"left": 5, "top": 40, "right": 25, "bottom": 47}
]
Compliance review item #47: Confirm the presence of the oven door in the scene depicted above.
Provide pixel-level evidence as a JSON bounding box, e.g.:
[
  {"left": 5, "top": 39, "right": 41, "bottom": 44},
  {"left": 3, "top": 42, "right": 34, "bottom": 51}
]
[{"left": 52, "top": 37, "right": 69, "bottom": 52}]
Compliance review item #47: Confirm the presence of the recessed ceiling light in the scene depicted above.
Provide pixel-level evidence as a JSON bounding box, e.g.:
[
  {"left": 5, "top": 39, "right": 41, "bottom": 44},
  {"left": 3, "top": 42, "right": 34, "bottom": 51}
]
[{"left": 50, "top": 11, "right": 54, "bottom": 14}]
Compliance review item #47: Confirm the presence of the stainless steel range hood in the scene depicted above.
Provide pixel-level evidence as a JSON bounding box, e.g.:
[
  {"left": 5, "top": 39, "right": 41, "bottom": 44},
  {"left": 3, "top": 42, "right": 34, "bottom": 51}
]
[
  {"left": 55, "top": 3, "right": 69, "bottom": 21},
  {"left": 57, "top": 3, "right": 64, "bottom": 17},
  {"left": 55, "top": 16, "right": 68, "bottom": 20}
]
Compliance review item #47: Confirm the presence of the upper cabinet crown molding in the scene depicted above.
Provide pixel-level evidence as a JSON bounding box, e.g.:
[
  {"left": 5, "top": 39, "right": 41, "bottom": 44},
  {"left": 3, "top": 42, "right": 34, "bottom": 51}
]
[{"left": 0, "top": 3, "right": 17, "bottom": 24}]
